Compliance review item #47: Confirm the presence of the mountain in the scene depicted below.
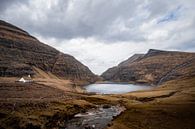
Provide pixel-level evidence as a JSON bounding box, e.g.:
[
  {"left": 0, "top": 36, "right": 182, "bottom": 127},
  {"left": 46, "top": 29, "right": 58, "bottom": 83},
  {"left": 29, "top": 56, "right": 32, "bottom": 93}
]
[
  {"left": 0, "top": 20, "right": 97, "bottom": 83},
  {"left": 118, "top": 54, "right": 144, "bottom": 66},
  {"left": 101, "top": 49, "right": 195, "bottom": 85}
]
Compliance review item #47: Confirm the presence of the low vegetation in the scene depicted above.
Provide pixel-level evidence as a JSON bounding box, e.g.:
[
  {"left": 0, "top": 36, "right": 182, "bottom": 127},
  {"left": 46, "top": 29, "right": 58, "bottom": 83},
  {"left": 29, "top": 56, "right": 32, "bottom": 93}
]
[{"left": 1, "top": 76, "right": 194, "bottom": 129}]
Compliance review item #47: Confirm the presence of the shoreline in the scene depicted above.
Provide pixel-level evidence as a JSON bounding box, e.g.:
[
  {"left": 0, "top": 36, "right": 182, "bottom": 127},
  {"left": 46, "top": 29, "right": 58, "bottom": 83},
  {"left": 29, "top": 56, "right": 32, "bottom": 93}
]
[
  {"left": 0, "top": 77, "right": 195, "bottom": 129},
  {"left": 93, "top": 80, "right": 154, "bottom": 86}
]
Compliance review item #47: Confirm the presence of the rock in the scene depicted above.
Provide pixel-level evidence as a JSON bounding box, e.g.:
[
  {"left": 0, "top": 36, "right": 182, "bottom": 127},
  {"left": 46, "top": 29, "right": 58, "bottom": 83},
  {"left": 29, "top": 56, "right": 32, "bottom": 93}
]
[
  {"left": 25, "top": 123, "right": 41, "bottom": 129},
  {"left": 102, "top": 104, "right": 111, "bottom": 109},
  {"left": 0, "top": 20, "right": 98, "bottom": 83},
  {"left": 101, "top": 49, "right": 195, "bottom": 85},
  {"left": 92, "top": 124, "right": 95, "bottom": 128},
  {"left": 107, "top": 122, "right": 113, "bottom": 127}
]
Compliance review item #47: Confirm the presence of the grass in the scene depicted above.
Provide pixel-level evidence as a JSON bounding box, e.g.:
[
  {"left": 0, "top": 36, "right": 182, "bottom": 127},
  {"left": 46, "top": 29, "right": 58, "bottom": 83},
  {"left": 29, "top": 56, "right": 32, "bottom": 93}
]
[
  {"left": 107, "top": 77, "right": 195, "bottom": 129},
  {"left": 0, "top": 76, "right": 195, "bottom": 129},
  {"left": 0, "top": 99, "right": 96, "bottom": 129}
]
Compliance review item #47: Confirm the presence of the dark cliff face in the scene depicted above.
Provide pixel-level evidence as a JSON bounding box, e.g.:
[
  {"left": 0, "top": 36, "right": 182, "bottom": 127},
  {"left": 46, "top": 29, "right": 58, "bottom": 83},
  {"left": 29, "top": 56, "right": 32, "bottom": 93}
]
[
  {"left": 101, "top": 49, "right": 195, "bottom": 85},
  {"left": 0, "top": 20, "right": 97, "bottom": 83}
]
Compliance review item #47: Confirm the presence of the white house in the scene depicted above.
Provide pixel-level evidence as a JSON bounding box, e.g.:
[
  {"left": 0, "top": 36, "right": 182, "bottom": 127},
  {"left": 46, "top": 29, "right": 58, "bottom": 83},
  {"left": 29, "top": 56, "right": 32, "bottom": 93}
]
[
  {"left": 19, "top": 77, "right": 26, "bottom": 83},
  {"left": 18, "top": 75, "right": 32, "bottom": 83}
]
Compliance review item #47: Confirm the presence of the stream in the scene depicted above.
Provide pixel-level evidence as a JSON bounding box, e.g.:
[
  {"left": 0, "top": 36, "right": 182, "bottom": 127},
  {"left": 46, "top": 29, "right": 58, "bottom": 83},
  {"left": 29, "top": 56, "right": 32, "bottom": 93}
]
[
  {"left": 63, "top": 83, "right": 151, "bottom": 128},
  {"left": 64, "top": 105, "right": 125, "bottom": 129}
]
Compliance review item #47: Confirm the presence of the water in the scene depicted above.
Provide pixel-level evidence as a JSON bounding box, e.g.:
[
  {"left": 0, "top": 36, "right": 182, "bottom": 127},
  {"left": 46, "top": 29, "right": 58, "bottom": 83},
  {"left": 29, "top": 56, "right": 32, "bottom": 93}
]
[
  {"left": 64, "top": 105, "right": 125, "bottom": 129},
  {"left": 85, "top": 83, "right": 152, "bottom": 94}
]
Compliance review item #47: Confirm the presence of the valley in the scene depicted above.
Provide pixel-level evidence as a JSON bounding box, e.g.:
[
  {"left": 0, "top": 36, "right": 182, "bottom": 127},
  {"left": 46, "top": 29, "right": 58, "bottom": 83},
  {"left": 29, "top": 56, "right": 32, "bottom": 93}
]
[{"left": 0, "top": 20, "right": 195, "bottom": 129}]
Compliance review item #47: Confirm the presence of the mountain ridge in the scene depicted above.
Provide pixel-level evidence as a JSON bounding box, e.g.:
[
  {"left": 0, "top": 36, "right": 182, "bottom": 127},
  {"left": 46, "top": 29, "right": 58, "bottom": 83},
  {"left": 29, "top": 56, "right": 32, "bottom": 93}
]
[
  {"left": 101, "top": 49, "right": 195, "bottom": 85},
  {"left": 0, "top": 20, "right": 97, "bottom": 83}
]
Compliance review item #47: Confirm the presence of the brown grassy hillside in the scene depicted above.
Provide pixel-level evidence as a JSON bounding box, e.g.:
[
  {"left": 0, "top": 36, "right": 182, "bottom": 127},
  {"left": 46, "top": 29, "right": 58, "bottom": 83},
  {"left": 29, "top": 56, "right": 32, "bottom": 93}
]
[
  {"left": 0, "top": 20, "right": 97, "bottom": 84},
  {"left": 102, "top": 49, "right": 195, "bottom": 84}
]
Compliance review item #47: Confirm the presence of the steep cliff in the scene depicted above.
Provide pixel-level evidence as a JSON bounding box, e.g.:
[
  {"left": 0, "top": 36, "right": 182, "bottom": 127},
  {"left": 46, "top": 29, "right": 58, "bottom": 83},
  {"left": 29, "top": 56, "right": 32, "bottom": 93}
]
[
  {"left": 101, "top": 49, "right": 195, "bottom": 84},
  {"left": 0, "top": 20, "right": 97, "bottom": 83}
]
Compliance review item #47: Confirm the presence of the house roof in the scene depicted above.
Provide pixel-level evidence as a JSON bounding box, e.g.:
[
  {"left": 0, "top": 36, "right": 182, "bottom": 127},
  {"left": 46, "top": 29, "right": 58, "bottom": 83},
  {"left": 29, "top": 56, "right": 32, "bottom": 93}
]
[{"left": 19, "top": 76, "right": 32, "bottom": 80}]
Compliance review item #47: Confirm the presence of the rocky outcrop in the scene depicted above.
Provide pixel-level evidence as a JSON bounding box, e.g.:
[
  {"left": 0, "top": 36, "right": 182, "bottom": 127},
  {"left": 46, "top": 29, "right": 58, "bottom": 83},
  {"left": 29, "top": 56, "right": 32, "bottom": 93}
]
[
  {"left": 157, "top": 57, "right": 195, "bottom": 84},
  {"left": 101, "top": 49, "right": 195, "bottom": 85},
  {"left": 0, "top": 20, "right": 97, "bottom": 83}
]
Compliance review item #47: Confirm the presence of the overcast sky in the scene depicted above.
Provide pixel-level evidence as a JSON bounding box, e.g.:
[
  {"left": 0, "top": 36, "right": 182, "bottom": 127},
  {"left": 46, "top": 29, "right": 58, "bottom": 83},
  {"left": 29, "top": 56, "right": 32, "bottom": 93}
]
[{"left": 0, "top": 0, "right": 195, "bottom": 75}]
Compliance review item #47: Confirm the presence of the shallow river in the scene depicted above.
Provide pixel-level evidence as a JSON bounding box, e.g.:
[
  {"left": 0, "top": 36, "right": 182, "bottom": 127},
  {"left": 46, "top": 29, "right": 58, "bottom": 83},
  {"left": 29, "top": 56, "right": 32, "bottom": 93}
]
[
  {"left": 64, "top": 83, "right": 152, "bottom": 129},
  {"left": 64, "top": 105, "right": 125, "bottom": 129},
  {"left": 84, "top": 83, "right": 152, "bottom": 94}
]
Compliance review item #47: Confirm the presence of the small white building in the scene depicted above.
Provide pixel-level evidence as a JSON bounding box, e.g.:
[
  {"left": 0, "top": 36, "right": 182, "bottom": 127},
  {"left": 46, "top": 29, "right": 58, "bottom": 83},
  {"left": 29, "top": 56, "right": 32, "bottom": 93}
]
[
  {"left": 18, "top": 75, "right": 32, "bottom": 83},
  {"left": 19, "top": 77, "right": 26, "bottom": 83}
]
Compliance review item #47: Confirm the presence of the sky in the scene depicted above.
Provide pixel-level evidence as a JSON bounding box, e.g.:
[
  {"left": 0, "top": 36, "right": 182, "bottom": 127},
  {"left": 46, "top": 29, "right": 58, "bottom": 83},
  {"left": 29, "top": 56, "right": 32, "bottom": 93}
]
[{"left": 0, "top": 0, "right": 195, "bottom": 75}]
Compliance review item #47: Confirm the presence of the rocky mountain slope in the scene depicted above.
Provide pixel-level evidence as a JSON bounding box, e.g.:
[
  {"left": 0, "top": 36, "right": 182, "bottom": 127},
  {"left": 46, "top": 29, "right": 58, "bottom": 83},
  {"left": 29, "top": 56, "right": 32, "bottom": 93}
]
[
  {"left": 101, "top": 49, "right": 195, "bottom": 84},
  {"left": 0, "top": 20, "right": 97, "bottom": 83}
]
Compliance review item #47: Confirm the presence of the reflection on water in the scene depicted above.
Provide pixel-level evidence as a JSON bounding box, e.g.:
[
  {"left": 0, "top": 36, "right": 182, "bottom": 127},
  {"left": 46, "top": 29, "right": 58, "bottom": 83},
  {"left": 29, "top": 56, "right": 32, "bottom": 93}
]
[{"left": 85, "top": 83, "right": 152, "bottom": 94}]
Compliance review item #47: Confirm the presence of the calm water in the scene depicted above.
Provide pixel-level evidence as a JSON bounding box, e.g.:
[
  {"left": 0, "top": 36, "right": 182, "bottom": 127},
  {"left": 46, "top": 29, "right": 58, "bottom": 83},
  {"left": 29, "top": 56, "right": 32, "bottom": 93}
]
[{"left": 85, "top": 83, "right": 152, "bottom": 94}]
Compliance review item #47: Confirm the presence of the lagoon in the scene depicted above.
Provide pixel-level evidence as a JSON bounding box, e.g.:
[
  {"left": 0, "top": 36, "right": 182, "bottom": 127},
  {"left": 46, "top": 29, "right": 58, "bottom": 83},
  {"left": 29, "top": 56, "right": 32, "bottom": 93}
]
[{"left": 85, "top": 83, "right": 152, "bottom": 94}]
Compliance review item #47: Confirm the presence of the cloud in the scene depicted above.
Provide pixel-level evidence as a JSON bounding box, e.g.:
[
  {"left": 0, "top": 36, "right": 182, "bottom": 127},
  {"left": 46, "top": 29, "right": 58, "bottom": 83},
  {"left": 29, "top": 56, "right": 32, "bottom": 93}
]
[
  {"left": 36, "top": 36, "right": 150, "bottom": 74},
  {"left": 0, "top": 0, "right": 20, "bottom": 11},
  {"left": 0, "top": 0, "right": 195, "bottom": 74},
  {"left": 157, "top": 5, "right": 182, "bottom": 24},
  {"left": 0, "top": 0, "right": 145, "bottom": 41}
]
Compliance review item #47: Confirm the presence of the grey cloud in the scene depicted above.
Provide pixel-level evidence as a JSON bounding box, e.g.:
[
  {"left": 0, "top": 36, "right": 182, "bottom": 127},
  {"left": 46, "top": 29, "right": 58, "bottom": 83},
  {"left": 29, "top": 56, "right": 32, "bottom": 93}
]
[
  {"left": 0, "top": 0, "right": 29, "bottom": 11},
  {"left": 0, "top": 0, "right": 146, "bottom": 42},
  {"left": 0, "top": 0, "right": 195, "bottom": 43},
  {"left": 0, "top": 0, "right": 16, "bottom": 11}
]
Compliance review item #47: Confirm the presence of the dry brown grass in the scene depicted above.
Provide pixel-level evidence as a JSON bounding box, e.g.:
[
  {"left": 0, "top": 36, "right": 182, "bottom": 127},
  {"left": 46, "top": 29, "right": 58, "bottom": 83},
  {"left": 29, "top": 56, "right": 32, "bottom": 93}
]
[
  {"left": 0, "top": 76, "right": 195, "bottom": 129},
  {"left": 106, "top": 77, "right": 195, "bottom": 129}
]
